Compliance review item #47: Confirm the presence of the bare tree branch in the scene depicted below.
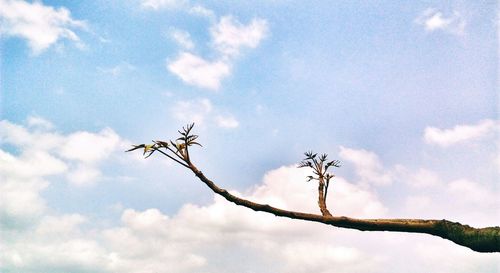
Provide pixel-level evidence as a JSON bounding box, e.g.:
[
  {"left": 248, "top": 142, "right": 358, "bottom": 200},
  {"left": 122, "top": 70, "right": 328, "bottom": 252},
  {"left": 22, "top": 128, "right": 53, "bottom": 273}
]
[
  {"left": 128, "top": 124, "right": 500, "bottom": 253},
  {"left": 185, "top": 162, "right": 500, "bottom": 253}
]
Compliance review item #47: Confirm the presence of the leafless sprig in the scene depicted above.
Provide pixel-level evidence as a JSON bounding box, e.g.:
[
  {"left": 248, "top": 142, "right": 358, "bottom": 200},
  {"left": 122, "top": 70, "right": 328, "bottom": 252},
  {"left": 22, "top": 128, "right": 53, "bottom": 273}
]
[
  {"left": 298, "top": 151, "right": 340, "bottom": 216},
  {"left": 126, "top": 123, "right": 201, "bottom": 168}
]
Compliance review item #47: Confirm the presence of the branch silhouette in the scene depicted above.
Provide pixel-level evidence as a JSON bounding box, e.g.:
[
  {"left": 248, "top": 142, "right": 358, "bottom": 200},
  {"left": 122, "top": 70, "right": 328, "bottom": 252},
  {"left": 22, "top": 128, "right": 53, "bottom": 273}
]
[{"left": 127, "top": 124, "right": 500, "bottom": 253}]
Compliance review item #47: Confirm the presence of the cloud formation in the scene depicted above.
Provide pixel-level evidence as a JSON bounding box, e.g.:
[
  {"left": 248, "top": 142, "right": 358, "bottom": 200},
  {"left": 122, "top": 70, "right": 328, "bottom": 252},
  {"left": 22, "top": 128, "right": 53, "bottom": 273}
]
[
  {"left": 215, "top": 115, "right": 239, "bottom": 128},
  {"left": 140, "top": 0, "right": 186, "bottom": 10},
  {"left": 171, "top": 98, "right": 239, "bottom": 129},
  {"left": 171, "top": 98, "right": 213, "bottom": 125},
  {"left": 0, "top": 0, "right": 86, "bottom": 54},
  {"left": 167, "top": 15, "right": 268, "bottom": 90},
  {"left": 211, "top": 16, "right": 268, "bottom": 58},
  {"left": 415, "top": 8, "right": 466, "bottom": 35},
  {"left": 1, "top": 117, "right": 499, "bottom": 272},
  {"left": 168, "top": 53, "right": 231, "bottom": 90},
  {"left": 338, "top": 146, "right": 393, "bottom": 186},
  {"left": 0, "top": 158, "right": 388, "bottom": 272},
  {"left": 0, "top": 117, "right": 127, "bottom": 187},
  {"left": 424, "top": 119, "right": 497, "bottom": 147},
  {"left": 169, "top": 28, "right": 195, "bottom": 49},
  {"left": 97, "top": 62, "right": 136, "bottom": 77}
]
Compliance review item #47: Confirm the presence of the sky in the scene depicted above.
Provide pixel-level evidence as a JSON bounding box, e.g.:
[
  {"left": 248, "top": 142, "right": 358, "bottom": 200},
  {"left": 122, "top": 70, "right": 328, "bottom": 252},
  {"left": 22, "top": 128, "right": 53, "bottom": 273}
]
[{"left": 0, "top": 0, "right": 499, "bottom": 272}]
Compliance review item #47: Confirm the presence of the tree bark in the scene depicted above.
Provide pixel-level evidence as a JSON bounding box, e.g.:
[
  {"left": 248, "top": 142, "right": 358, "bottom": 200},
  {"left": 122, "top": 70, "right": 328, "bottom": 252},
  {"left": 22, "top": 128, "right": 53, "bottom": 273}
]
[{"left": 187, "top": 163, "right": 500, "bottom": 253}]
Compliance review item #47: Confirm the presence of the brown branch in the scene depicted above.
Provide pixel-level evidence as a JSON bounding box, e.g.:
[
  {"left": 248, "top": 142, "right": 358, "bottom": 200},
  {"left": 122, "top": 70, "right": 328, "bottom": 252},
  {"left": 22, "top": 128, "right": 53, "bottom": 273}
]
[
  {"left": 187, "top": 162, "right": 500, "bottom": 253},
  {"left": 128, "top": 126, "right": 499, "bottom": 253},
  {"left": 317, "top": 176, "right": 332, "bottom": 217}
]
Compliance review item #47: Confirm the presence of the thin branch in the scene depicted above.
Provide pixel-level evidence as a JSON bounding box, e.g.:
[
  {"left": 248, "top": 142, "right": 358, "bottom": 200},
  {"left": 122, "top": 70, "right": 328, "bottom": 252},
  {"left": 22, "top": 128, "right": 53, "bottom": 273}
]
[
  {"left": 154, "top": 148, "right": 190, "bottom": 168},
  {"left": 184, "top": 137, "right": 190, "bottom": 163},
  {"left": 324, "top": 178, "right": 330, "bottom": 201},
  {"left": 165, "top": 146, "right": 186, "bottom": 162}
]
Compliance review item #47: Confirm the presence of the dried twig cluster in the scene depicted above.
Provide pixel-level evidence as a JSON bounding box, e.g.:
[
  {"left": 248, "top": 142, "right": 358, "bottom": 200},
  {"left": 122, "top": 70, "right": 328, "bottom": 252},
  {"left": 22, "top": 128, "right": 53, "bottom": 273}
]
[
  {"left": 298, "top": 151, "right": 341, "bottom": 216},
  {"left": 126, "top": 123, "right": 200, "bottom": 168},
  {"left": 128, "top": 124, "right": 341, "bottom": 217}
]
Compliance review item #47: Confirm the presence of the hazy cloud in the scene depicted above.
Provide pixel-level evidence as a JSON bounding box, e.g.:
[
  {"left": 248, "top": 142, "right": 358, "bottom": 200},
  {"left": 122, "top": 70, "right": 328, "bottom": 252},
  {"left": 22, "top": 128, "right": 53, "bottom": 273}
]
[
  {"left": 167, "top": 15, "right": 268, "bottom": 90},
  {"left": 211, "top": 16, "right": 268, "bottom": 58},
  {"left": 415, "top": 8, "right": 466, "bottom": 35},
  {"left": 188, "top": 5, "right": 215, "bottom": 20},
  {"left": 0, "top": 117, "right": 128, "bottom": 187},
  {"left": 168, "top": 52, "right": 230, "bottom": 90},
  {"left": 215, "top": 115, "right": 239, "bottom": 128},
  {"left": 0, "top": 0, "right": 87, "bottom": 54},
  {"left": 424, "top": 119, "right": 497, "bottom": 147},
  {"left": 169, "top": 28, "right": 194, "bottom": 49},
  {"left": 97, "top": 62, "right": 136, "bottom": 77},
  {"left": 171, "top": 98, "right": 239, "bottom": 129},
  {"left": 140, "top": 0, "right": 186, "bottom": 10},
  {"left": 338, "top": 146, "right": 393, "bottom": 186},
  {"left": 1, "top": 118, "right": 498, "bottom": 272},
  {"left": 171, "top": 98, "right": 213, "bottom": 125}
]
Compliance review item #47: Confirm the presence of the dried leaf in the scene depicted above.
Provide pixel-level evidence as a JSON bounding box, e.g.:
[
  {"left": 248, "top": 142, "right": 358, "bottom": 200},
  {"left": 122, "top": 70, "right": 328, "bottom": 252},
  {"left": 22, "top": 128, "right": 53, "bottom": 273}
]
[{"left": 126, "top": 144, "right": 145, "bottom": 152}]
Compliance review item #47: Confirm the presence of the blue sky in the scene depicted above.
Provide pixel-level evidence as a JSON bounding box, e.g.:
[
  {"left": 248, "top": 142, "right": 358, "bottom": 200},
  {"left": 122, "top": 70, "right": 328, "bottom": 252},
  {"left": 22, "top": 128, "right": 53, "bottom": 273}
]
[{"left": 1, "top": 0, "right": 499, "bottom": 272}]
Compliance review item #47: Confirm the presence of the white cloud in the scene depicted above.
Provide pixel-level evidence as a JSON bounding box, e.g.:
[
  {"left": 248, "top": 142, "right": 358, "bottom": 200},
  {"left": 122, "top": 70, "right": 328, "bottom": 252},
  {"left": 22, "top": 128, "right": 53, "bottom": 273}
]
[
  {"left": 95, "top": 165, "right": 387, "bottom": 273},
  {"left": 0, "top": 118, "right": 148, "bottom": 271},
  {"left": 172, "top": 98, "right": 240, "bottom": 129},
  {"left": 35, "top": 214, "right": 87, "bottom": 235},
  {"left": 282, "top": 243, "right": 360, "bottom": 265},
  {"left": 121, "top": 208, "right": 169, "bottom": 233},
  {"left": 405, "top": 195, "right": 432, "bottom": 211},
  {"left": 0, "top": 155, "right": 389, "bottom": 272},
  {"left": 2, "top": 127, "right": 499, "bottom": 273},
  {"left": 412, "top": 240, "right": 500, "bottom": 273},
  {"left": 0, "top": 120, "right": 71, "bottom": 224},
  {"left": 447, "top": 179, "right": 496, "bottom": 206},
  {"left": 329, "top": 178, "right": 388, "bottom": 217},
  {"left": 166, "top": 14, "right": 268, "bottom": 90},
  {"left": 59, "top": 128, "right": 123, "bottom": 163},
  {"left": 168, "top": 52, "right": 231, "bottom": 90},
  {"left": 169, "top": 28, "right": 194, "bottom": 49},
  {"left": 424, "top": 119, "right": 497, "bottom": 147},
  {"left": 405, "top": 168, "right": 441, "bottom": 188},
  {"left": 338, "top": 146, "right": 393, "bottom": 186},
  {"left": 250, "top": 166, "right": 387, "bottom": 217},
  {"left": 26, "top": 116, "right": 54, "bottom": 130},
  {"left": 0, "top": 119, "right": 63, "bottom": 151},
  {"left": 188, "top": 5, "right": 215, "bottom": 20},
  {"left": 171, "top": 98, "right": 213, "bottom": 125},
  {"left": 60, "top": 128, "right": 124, "bottom": 186},
  {"left": 0, "top": 176, "right": 49, "bottom": 224},
  {"left": 211, "top": 16, "right": 268, "bottom": 57},
  {"left": 280, "top": 242, "right": 382, "bottom": 273},
  {"left": 215, "top": 115, "right": 239, "bottom": 128},
  {"left": 66, "top": 164, "right": 102, "bottom": 186},
  {"left": 97, "top": 62, "right": 136, "bottom": 77},
  {"left": 1, "top": 213, "right": 109, "bottom": 272},
  {"left": 141, "top": 0, "right": 267, "bottom": 91},
  {"left": 399, "top": 175, "right": 498, "bottom": 224},
  {"left": 0, "top": 0, "right": 87, "bottom": 54},
  {"left": 0, "top": 117, "right": 128, "bottom": 187},
  {"left": 415, "top": 8, "right": 466, "bottom": 35},
  {"left": 0, "top": 148, "right": 67, "bottom": 179},
  {"left": 140, "top": 0, "right": 186, "bottom": 10}
]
